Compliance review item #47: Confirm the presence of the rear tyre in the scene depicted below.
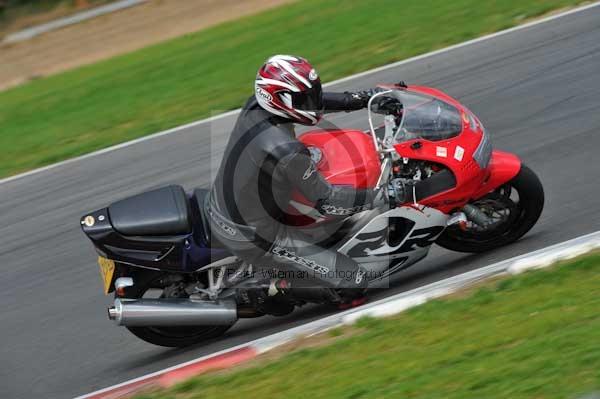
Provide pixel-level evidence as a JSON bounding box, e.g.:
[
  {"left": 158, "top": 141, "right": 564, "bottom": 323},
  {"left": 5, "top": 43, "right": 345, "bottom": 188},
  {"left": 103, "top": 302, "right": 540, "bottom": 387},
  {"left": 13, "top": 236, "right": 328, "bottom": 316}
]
[
  {"left": 436, "top": 164, "right": 544, "bottom": 253},
  {"left": 120, "top": 273, "right": 234, "bottom": 348},
  {"left": 127, "top": 324, "right": 232, "bottom": 348}
]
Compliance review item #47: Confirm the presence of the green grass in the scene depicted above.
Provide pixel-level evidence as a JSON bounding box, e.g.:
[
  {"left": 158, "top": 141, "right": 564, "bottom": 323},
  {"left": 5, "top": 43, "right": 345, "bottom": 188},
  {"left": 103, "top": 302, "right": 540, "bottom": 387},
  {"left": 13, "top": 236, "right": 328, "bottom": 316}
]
[
  {"left": 0, "top": 0, "right": 586, "bottom": 178},
  {"left": 136, "top": 254, "right": 600, "bottom": 399}
]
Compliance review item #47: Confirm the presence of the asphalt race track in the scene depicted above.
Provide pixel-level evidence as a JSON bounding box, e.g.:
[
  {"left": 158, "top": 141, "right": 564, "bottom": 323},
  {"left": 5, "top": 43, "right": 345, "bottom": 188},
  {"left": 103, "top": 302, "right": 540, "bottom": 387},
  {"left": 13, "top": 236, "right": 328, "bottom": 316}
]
[{"left": 1, "top": 6, "right": 600, "bottom": 399}]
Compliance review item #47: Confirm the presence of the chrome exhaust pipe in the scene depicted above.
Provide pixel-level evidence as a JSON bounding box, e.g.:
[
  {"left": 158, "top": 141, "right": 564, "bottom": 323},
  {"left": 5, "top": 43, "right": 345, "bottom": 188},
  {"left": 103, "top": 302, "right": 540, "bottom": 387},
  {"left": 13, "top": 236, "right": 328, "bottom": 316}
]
[{"left": 107, "top": 298, "right": 237, "bottom": 327}]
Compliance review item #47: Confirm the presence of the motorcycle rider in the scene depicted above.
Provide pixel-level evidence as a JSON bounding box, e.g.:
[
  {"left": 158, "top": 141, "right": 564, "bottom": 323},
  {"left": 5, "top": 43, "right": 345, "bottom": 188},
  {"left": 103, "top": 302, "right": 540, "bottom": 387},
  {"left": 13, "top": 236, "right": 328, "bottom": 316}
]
[{"left": 207, "top": 55, "right": 396, "bottom": 306}]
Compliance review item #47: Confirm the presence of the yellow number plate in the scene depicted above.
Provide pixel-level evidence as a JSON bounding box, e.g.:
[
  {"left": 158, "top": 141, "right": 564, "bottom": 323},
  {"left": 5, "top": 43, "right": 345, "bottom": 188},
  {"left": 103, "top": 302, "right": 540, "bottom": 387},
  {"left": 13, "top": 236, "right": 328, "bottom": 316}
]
[{"left": 97, "top": 256, "right": 116, "bottom": 295}]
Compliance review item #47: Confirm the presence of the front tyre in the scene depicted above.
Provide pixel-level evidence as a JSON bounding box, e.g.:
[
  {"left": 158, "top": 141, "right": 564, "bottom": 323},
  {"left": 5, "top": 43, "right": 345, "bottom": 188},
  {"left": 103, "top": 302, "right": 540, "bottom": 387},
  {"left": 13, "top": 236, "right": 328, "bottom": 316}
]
[{"left": 436, "top": 164, "right": 544, "bottom": 253}]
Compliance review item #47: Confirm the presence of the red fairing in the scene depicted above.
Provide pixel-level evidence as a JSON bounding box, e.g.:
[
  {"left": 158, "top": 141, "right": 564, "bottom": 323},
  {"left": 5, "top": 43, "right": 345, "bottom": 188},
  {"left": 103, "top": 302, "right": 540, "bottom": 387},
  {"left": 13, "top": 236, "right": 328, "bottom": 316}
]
[
  {"left": 298, "top": 130, "right": 381, "bottom": 188},
  {"left": 386, "top": 87, "right": 483, "bottom": 213},
  {"left": 286, "top": 84, "right": 523, "bottom": 223},
  {"left": 388, "top": 85, "right": 522, "bottom": 214}
]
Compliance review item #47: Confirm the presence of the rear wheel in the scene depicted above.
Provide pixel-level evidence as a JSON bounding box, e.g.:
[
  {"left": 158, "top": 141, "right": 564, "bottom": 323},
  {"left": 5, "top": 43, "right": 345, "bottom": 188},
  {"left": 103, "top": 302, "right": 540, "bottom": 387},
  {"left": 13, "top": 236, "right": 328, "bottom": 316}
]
[
  {"left": 436, "top": 164, "right": 544, "bottom": 253},
  {"left": 120, "top": 273, "right": 234, "bottom": 348}
]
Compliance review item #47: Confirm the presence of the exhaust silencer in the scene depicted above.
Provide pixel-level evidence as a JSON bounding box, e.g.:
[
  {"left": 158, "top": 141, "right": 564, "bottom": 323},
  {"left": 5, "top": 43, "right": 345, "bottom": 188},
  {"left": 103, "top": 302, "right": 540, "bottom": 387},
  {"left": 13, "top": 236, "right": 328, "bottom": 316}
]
[{"left": 108, "top": 298, "right": 237, "bottom": 327}]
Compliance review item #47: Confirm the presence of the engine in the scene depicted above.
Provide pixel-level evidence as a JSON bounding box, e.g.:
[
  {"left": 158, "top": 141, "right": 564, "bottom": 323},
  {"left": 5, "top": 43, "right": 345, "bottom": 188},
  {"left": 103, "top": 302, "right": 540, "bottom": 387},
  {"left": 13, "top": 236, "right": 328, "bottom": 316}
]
[{"left": 388, "top": 159, "right": 445, "bottom": 204}]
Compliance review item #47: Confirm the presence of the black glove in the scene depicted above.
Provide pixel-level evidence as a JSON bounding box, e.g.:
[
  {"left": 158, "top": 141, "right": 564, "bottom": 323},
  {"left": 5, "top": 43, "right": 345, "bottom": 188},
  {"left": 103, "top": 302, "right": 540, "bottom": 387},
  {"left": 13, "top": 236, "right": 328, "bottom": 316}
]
[
  {"left": 371, "top": 96, "right": 402, "bottom": 115},
  {"left": 347, "top": 87, "right": 387, "bottom": 108},
  {"left": 341, "top": 84, "right": 406, "bottom": 111}
]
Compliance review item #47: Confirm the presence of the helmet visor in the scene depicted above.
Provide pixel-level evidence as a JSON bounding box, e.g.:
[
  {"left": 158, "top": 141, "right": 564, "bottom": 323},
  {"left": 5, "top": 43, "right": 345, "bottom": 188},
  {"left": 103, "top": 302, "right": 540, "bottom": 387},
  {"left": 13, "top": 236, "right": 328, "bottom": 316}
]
[{"left": 291, "top": 82, "right": 323, "bottom": 112}]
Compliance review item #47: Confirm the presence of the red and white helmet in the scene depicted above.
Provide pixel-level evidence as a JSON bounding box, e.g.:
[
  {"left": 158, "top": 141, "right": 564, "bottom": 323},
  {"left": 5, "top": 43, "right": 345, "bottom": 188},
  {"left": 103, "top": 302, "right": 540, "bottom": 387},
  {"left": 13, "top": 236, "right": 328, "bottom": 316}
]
[{"left": 255, "top": 55, "right": 323, "bottom": 125}]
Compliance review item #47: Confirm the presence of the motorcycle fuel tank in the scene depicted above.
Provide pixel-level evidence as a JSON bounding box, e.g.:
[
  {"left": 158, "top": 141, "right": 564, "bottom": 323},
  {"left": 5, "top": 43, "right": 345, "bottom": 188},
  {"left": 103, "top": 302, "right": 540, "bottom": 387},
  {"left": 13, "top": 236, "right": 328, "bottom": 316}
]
[{"left": 298, "top": 129, "right": 381, "bottom": 188}]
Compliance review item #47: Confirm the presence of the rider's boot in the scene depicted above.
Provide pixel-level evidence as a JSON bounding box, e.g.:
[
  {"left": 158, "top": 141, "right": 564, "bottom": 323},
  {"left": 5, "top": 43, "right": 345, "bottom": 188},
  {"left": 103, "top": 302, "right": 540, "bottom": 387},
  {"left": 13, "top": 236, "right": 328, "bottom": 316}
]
[
  {"left": 337, "top": 295, "right": 368, "bottom": 310},
  {"left": 335, "top": 265, "right": 369, "bottom": 310}
]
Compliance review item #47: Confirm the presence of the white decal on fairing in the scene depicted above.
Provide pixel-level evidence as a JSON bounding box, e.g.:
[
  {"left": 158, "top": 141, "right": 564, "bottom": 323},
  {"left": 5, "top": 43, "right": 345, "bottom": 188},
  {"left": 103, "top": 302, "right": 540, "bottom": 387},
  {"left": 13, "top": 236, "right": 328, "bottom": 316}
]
[
  {"left": 436, "top": 146, "right": 448, "bottom": 158},
  {"left": 338, "top": 205, "right": 448, "bottom": 278},
  {"left": 454, "top": 146, "right": 465, "bottom": 161}
]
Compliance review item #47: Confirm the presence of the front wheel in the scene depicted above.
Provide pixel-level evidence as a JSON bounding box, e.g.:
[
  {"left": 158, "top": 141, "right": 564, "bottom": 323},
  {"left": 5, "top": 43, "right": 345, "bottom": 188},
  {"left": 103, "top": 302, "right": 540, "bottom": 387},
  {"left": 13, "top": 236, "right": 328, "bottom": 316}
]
[
  {"left": 436, "top": 164, "right": 544, "bottom": 253},
  {"left": 119, "top": 272, "right": 234, "bottom": 348}
]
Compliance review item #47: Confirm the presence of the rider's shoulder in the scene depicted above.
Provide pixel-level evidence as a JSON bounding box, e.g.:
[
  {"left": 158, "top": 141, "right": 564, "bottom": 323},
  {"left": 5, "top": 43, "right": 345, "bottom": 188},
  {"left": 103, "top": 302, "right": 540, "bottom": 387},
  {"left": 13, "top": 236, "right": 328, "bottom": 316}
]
[{"left": 253, "top": 125, "right": 304, "bottom": 159}]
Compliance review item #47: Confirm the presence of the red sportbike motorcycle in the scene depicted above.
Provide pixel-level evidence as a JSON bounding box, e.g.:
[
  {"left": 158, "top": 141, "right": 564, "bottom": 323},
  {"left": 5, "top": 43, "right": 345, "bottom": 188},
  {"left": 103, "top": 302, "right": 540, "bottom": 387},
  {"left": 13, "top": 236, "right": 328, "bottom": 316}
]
[
  {"left": 293, "top": 84, "right": 544, "bottom": 258},
  {"left": 81, "top": 84, "right": 544, "bottom": 347}
]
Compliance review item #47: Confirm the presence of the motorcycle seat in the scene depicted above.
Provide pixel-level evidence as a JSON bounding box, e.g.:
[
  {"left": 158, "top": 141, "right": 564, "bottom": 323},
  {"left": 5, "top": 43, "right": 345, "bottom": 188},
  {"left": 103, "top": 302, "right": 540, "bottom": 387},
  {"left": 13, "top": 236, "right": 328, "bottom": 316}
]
[{"left": 108, "top": 185, "right": 192, "bottom": 236}]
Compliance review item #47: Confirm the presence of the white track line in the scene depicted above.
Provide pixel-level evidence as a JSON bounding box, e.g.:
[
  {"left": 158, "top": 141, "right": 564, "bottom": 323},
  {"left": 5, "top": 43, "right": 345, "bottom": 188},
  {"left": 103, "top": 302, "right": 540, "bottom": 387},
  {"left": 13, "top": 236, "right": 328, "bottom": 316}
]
[
  {"left": 2, "top": 1, "right": 599, "bottom": 187},
  {"left": 75, "top": 230, "right": 600, "bottom": 399},
  {"left": 2, "top": 0, "right": 147, "bottom": 44}
]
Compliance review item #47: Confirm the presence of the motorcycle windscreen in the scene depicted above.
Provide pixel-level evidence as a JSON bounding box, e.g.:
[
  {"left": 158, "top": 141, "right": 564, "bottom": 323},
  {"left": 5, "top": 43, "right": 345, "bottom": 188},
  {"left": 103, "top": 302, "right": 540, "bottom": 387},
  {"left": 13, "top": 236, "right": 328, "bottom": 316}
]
[{"left": 395, "top": 91, "right": 463, "bottom": 142}]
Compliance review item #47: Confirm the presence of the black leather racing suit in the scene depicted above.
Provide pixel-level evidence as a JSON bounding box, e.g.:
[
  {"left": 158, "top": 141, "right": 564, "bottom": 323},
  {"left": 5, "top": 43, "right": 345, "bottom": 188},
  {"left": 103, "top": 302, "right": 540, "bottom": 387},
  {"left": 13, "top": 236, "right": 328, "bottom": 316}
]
[{"left": 206, "top": 92, "right": 377, "bottom": 294}]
